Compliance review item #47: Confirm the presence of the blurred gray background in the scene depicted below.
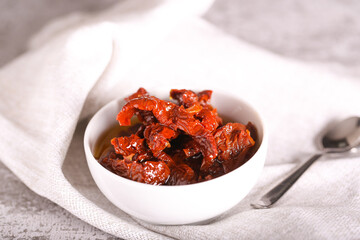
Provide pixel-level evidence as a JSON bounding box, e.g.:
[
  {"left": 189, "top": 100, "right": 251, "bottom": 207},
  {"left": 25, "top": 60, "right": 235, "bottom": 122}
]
[{"left": 0, "top": 0, "right": 359, "bottom": 238}]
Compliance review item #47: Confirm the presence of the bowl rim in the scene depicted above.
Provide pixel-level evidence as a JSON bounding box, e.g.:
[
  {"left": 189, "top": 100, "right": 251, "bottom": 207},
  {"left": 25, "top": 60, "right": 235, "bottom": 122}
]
[{"left": 84, "top": 89, "right": 267, "bottom": 189}]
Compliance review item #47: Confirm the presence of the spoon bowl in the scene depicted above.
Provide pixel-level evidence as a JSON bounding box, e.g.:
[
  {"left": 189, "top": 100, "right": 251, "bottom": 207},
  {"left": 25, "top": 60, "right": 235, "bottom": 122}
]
[{"left": 322, "top": 117, "right": 360, "bottom": 152}]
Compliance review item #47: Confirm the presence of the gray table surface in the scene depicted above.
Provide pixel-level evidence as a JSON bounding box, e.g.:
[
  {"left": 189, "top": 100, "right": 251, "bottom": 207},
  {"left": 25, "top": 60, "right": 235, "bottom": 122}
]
[{"left": 1, "top": 0, "right": 359, "bottom": 239}]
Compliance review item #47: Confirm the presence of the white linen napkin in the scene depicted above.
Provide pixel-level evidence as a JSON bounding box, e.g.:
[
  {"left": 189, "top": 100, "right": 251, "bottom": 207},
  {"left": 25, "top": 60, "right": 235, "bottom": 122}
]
[{"left": 1, "top": 0, "right": 360, "bottom": 239}]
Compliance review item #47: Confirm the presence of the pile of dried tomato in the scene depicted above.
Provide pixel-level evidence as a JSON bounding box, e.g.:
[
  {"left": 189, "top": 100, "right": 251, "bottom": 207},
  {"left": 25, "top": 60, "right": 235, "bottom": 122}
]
[{"left": 98, "top": 88, "right": 257, "bottom": 185}]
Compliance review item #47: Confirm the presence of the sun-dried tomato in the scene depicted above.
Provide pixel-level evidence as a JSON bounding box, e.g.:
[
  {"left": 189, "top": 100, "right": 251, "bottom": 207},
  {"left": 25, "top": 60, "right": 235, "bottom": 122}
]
[
  {"left": 143, "top": 123, "right": 178, "bottom": 152},
  {"left": 96, "top": 88, "right": 257, "bottom": 185},
  {"left": 111, "top": 134, "right": 144, "bottom": 156},
  {"left": 143, "top": 123, "right": 179, "bottom": 165},
  {"left": 169, "top": 89, "right": 220, "bottom": 132},
  {"left": 183, "top": 138, "right": 202, "bottom": 158},
  {"left": 167, "top": 164, "right": 196, "bottom": 185},
  {"left": 170, "top": 89, "right": 213, "bottom": 108},
  {"left": 199, "top": 159, "right": 224, "bottom": 182},
  {"left": 170, "top": 89, "right": 199, "bottom": 108},
  {"left": 124, "top": 88, "right": 157, "bottom": 124},
  {"left": 194, "top": 108, "right": 219, "bottom": 132},
  {"left": 197, "top": 90, "right": 212, "bottom": 106},
  {"left": 111, "top": 134, "right": 152, "bottom": 162},
  {"left": 117, "top": 96, "right": 175, "bottom": 127},
  {"left": 117, "top": 95, "right": 219, "bottom": 169},
  {"left": 111, "top": 158, "right": 170, "bottom": 185},
  {"left": 125, "top": 87, "right": 149, "bottom": 101},
  {"left": 214, "top": 123, "right": 255, "bottom": 173}
]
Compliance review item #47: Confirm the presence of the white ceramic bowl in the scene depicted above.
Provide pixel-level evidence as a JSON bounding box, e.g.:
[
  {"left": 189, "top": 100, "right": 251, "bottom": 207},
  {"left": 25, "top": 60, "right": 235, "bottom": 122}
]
[{"left": 84, "top": 90, "right": 267, "bottom": 225}]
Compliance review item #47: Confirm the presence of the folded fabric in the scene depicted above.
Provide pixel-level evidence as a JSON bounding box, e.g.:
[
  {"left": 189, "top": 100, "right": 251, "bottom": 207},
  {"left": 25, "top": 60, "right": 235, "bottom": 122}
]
[{"left": 0, "top": 0, "right": 359, "bottom": 239}]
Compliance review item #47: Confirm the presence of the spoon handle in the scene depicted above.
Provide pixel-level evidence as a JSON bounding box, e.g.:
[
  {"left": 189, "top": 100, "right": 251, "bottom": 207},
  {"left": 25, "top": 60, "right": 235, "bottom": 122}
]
[{"left": 251, "top": 153, "right": 323, "bottom": 209}]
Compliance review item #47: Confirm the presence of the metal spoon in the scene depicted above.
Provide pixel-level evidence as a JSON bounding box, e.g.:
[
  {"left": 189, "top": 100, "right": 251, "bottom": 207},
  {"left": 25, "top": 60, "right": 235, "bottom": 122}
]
[{"left": 251, "top": 116, "right": 360, "bottom": 209}]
